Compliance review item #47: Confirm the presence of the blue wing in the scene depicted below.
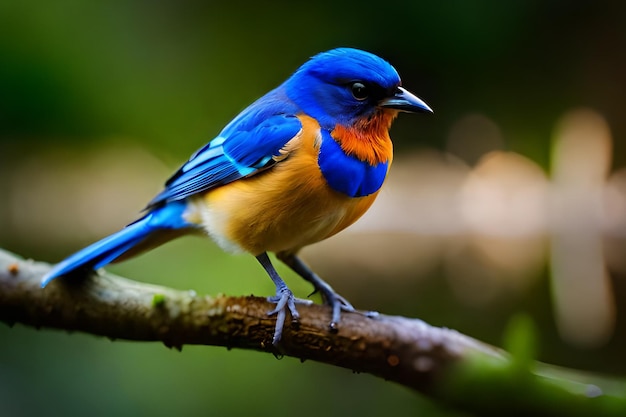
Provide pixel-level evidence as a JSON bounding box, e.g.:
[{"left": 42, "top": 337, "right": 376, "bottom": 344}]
[{"left": 148, "top": 88, "right": 302, "bottom": 208}]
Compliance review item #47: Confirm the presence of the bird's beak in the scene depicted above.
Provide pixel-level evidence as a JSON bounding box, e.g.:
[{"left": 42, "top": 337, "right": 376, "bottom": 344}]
[{"left": 379, "top": 86, "right": 433, "bottom": 113}]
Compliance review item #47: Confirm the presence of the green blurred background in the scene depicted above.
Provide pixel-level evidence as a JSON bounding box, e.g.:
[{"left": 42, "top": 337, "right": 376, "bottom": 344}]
[{"left": 1, "top": 1, "right": 626, "bottom": 416}]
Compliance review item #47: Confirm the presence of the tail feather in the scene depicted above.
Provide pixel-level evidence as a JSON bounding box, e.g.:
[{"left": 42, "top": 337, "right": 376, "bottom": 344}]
[{"left": 41, "top": 201, "right": 195, "bottom": 287}]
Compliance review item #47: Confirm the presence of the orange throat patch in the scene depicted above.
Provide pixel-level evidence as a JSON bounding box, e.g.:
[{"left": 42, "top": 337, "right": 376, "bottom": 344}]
[{"left": 331, "top": 109, "right": 396, "bottom": 165}]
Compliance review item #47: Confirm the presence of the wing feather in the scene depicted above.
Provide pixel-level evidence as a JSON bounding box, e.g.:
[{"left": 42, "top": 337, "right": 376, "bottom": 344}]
[{"left": 147, "top": 88, "right": 302, "bottom": 208}]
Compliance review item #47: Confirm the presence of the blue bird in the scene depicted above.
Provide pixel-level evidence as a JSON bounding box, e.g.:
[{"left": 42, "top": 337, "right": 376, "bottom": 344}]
[{"left": 41, "top": 48, "right": 432, "bottom": 344}]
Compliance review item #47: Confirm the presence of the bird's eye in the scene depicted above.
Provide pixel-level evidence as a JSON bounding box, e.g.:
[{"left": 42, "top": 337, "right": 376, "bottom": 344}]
[{"left": 350, "top": 82, "right": 369, "bottom": 101}]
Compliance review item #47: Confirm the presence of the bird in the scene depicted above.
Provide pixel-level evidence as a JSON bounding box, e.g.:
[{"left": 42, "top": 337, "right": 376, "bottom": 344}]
[{"left": 41, "top": 48, "right": 432, "bottom": 344}]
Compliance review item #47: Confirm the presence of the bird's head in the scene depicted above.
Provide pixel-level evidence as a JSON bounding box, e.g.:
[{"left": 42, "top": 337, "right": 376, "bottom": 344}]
[{"left": 284, "top": 48, "right": 432, "bottom": 130}]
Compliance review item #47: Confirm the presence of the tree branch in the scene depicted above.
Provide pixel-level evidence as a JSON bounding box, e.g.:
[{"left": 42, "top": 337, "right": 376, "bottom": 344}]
[{"left": 1, "top": 248, "right": 624, "bottom": 416}]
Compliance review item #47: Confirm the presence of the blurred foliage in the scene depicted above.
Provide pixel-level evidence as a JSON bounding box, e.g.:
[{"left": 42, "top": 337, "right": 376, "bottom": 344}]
[{"left": 1, "top": 0, "right": 626, "bottom": 416}]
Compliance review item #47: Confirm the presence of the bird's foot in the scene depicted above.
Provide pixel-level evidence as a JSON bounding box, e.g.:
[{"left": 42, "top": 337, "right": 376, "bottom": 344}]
[
  {"left": 317, "top": 289, "right": 377, "bottom": 332},
  {"left": 267, "top": 287, "right": 313, "bottom": 345}
]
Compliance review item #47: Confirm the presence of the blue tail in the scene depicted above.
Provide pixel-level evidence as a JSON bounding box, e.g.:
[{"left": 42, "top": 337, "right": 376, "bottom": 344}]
[{"left": 41, "top": 201, "right": 196, "bottom": 287}]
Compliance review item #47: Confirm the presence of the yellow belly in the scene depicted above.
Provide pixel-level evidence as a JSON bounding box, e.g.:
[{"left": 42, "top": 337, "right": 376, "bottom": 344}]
[{"left": 186, "top": 116, "right": 381, "bottom": 256}]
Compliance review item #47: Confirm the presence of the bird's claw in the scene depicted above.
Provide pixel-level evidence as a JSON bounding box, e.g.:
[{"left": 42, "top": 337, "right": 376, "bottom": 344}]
[
  {"left": 321, "top": 290, "right": 354, "bottom": 332},
  {"left": 267, "top": 288, "right": 313, "bottom": 345},
  {"left": 363, "top": 310, "right": 379, "bottom": 319},
  {"left": 321, "top": 289, "right": 379, "bottom": 333}
]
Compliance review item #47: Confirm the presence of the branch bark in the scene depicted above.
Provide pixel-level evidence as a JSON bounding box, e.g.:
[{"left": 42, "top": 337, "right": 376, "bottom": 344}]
[{"left": 1, "top": 248, "right": 624, "bottom": 416}]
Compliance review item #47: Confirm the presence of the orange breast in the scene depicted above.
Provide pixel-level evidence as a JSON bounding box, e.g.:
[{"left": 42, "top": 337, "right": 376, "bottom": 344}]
[
  {"left": 331, "top": 109, "right": 396, "bottom": 165},
  {"left": 188, "top": 115, "right": 382, "bottom": 256}
]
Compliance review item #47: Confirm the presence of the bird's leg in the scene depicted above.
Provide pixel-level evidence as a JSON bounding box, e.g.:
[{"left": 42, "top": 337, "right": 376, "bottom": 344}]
[
  {"left": 256, "top": 252, "right": 311, "bottom": 345},
  {"left": 277, "top": 253, "right": 377, "bottom": 332}
]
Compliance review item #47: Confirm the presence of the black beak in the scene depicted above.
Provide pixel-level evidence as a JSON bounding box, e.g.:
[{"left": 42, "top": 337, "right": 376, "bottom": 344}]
[{"left": 379, "top": 87, "right": 433, "bottom": 113}]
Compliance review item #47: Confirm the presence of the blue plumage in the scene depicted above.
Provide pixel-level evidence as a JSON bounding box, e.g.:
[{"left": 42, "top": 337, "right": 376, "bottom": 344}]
[
  {"left": 317, "top": 130, "right": 388, "bottom": 197},
  {"left": 286, "top": 48, "right": 401, "bottom": 129},
  {"left": 41, "top": 201, "right": 194, "bottom": 286},
  {"left": 149, "top": 91, "right": 302, "bottom": 208}
]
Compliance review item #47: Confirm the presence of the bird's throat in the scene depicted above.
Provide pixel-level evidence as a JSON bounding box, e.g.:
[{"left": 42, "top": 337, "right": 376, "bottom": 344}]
[{"left": 331, "top": 110, "right": 396, "bottom": 165}]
